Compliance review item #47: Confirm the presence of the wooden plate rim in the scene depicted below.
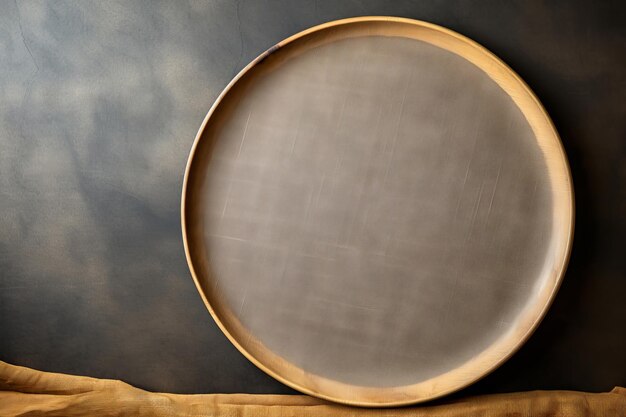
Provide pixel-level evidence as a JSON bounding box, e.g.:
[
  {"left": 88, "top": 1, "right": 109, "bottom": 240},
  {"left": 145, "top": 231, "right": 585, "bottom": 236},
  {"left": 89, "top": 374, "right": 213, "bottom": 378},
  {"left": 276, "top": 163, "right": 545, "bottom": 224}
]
[{"left": 181, "top": 16, "right": 574, "bottom": 407}]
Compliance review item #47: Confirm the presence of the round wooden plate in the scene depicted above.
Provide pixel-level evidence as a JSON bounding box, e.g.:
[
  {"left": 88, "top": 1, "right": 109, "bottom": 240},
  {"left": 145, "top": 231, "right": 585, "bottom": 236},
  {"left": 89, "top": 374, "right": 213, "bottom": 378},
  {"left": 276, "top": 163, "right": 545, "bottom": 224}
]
[{"left": 182, "top": 17, "right": 573, "bottom": 407}]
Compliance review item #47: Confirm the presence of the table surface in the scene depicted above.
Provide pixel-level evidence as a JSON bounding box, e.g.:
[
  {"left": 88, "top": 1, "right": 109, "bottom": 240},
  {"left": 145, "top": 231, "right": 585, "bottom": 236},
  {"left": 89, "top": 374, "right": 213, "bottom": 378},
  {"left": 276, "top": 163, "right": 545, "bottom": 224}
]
[{"left": 1, "top": 0, "right": 624, "bottom": 397}]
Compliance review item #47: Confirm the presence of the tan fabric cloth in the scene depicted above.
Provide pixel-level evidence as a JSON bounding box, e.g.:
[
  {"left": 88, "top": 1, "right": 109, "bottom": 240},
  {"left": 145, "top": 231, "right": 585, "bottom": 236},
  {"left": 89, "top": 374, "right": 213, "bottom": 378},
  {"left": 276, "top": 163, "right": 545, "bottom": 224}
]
[{"left": 1, "top": 361, "right": 624, "bottom": 416}]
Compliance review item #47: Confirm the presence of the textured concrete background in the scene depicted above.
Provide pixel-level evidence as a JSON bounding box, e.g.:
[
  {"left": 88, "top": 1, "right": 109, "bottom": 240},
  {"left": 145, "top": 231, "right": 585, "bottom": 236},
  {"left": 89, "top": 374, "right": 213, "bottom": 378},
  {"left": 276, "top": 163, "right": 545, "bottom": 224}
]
[{"left": 0, "top": 0, "right": 624, "bottom": 396}]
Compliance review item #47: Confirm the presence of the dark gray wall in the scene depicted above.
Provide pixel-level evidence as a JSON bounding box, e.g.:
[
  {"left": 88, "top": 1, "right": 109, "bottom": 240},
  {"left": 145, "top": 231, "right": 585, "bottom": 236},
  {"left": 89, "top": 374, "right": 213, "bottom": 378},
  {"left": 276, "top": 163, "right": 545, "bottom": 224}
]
[{"left": 1, "top": 0, "right": 624, "bottom": 396}]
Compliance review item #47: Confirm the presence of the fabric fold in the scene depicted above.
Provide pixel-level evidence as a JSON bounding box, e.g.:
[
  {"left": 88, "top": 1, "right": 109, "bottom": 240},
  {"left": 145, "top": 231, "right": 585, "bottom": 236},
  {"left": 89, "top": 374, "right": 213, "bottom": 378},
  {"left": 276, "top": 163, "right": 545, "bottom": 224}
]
[{"left": 1, "top": 360, "right": 624, "bottom": 416}]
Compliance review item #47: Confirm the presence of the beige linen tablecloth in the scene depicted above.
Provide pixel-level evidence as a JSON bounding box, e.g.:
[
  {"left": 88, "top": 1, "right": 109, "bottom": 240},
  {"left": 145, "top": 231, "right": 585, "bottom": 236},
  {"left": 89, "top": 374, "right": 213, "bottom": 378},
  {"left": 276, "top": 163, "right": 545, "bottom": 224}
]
[{"left": 1, "top": 360, "right": 624, "bottom": 416}]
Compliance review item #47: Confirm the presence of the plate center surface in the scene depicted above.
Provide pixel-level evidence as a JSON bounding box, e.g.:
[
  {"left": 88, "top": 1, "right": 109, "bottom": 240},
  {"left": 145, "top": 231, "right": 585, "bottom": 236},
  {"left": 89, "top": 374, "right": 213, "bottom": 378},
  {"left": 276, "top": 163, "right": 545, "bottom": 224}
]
[{"left": 196, "top": 35, "right": 552, "bottom": 387}]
